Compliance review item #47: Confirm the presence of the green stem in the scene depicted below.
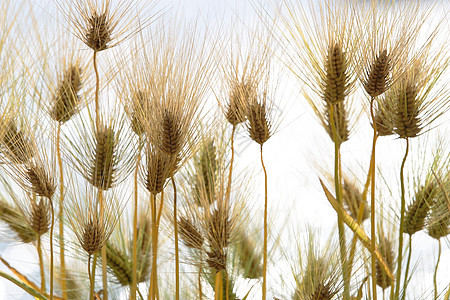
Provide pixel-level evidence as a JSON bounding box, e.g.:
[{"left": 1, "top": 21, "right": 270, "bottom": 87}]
[
  {"left": 260, "top": 144, "right": 268, "bottom": 300},
  {"left": 402, "top": 235, "right": 412, "bottom": 300},
  {"left": 37, "top": 236, "right": 45, "bottom": 292},
  {"left": 172, "top": 176, "right": 180, "bottom": 300},
  {"left": 395, "top": 138, "right": 410, "bottom": 299},
  {"left": 329, "top": 104, "right": 349, "bottom": 300},
  {"left": 434, "top": 239, "right": 441, "bottom": 300},
  {"left": 97, "top": 190, "right": 108, "bottom": 300},
  {"left": 369, "top": 98, "right": 378, "bottom": 300}
]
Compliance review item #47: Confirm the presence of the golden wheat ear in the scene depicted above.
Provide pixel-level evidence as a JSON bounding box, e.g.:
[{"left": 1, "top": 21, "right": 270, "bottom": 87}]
[
  {"left": 50, "top": 63, "right": 83, "bottom": 124},
  {"left": 404, "top": 182, "right": 437, "bottom": 235},
  {"left": 56, "top": 0, "right": 158, "bottom": 52},
  {"left": 0, "top": 118, "right": 35, "bottom": 164},
  {"left": 0, "top": 198, "right": 37, "bottom": 243},
  {"left": 292, "top": 231, "right": 342, "bottom": 300},
  {"left": 375, "top": 227, "right": 396, "bottom": 291},
  {"left": 66, "top": 184, "right": 122, "bottom": 256}
]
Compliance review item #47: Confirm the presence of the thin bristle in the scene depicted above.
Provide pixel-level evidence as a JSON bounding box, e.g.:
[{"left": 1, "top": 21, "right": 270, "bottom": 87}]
[
  {"left": 179, "top": 217, "right": 204, "bottom": 250},
  {"left": 404, "top": 182, "right": 436, "bottom": 235},
  {"left": 85, "top": 12, "right": 111, "bottom": 51},
  {"left": 89, "top": 125, "right": 117, "bottom": 190},
  {"left": 322, "top": 44, "right": 348, "bottom": 105},
  {"left": 1, "top": 120, "right": 34, "bottom": 163},
  {"left": 50, "top": 64, "right": 82, "bottom": 123},
  {"left": 26, "top": 164, "right": 56, "bottom": 199},
  {"left": 363, "top": 50, "right": 391, "bottom": 98},
  {"left": 247, "top": 101, "right": 270, "bottom": 145},
  {"left": 0, "top": 201, "right": 37, "bottom": 243},
  {"left": 80, "top": 217, "right": 105, "bottom": 255},
  {"left": 29, "top": 198, "right": 50, "bottom": 237}
]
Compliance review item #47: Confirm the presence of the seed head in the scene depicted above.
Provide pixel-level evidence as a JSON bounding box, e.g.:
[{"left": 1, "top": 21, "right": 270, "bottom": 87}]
[
  {"left": 0, "top": 120, "right": 34, "bottom": 163},
  {"left": 50, "top": 64, "right": 82, "bottom": 123},
  {"left": 247, "top": 98, "right": 271, "bottom": 145},
  {"left": 26, "top": 163, "right": 56, "bottom": 199},
  {"left": 226, "top": 81, "right": 254, "bottom": 126},
  {"left": 376, "top": 233, "right": 395, "bottom": 290},
  {"left": 322, "top": 44, "right": 349, "bottom": 105},
  {"left": 404, "top": 182, "right": 436, "bottom": 235},
  {"left": 206, "top": 250, "right": 227, "bottom": 271},
  {"left": 88, "top": 124, "right": 118, "bottom": 190},
  {"left": 29, "top": 198, "right": 50, "bottom": 236},
  {"left": 80, "top": 217, "right": 106, "bottom": 255},
  {"left": 324, "top": 101, "right": 350, "bottom": 144},
  {"left": 0, "top": 200, "right": 37, "bottom": 243},
  {"left": 85, "top": 12, "right": 111, "bottom": 51},
  {"left": 105, "top": 242, "right": 132, "bottom": 286},
  {"left": 179, "top": 217, "right": 204, "bottom": 250},
  {"left": 207, "top": 208, "right": 230, "bottom": 250},
  {"left": 363, "top": 50, "right": 391, "bottom": 98},
  {"left": 144, "top": 145, "right": 173, "bottom": 195}
]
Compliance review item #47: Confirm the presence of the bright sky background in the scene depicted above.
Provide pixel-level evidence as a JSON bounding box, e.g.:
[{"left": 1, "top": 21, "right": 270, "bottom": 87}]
[{"left": 1, "top": 0, "right": 449, "bottom": 299}]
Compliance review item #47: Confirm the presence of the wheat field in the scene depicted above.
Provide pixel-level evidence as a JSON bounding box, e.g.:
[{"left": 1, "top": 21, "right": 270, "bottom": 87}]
[{"left": 0, "top": 0, "right": 449, "bottom": 299}]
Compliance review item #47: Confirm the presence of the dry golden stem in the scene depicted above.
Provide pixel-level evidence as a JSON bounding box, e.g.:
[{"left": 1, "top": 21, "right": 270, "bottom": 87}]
[
  {"left": 148, "top": 190, "right": 164, "bottom": 300},
  {"left": 131, "top": 146, "right": 141, "bottom": 300},
  {"left": 93, "top": 50, "right": 100, "bottom": 130},
  {"left": 56, "top": 123, "right": 67, "bottom": 299},
  {"left": 89, "top": 253, "right": 98, "bottom": 300},
  {"left": 149, "top": 193, "right": 156, "bottom": 300},
  {"left": 37, "top": 236, "right": 45, "bottom": 292},
  {"left": 260, "top": 144, "right": 268, "bottom": 300},
  {"left": 49, "top": 198, "right": 54, "bottom": 300},
  {"left": 172, "top": 176, "right": 180, "bottom": 300},
  {"left": 225, "top": 125, "right": 236, "bottom": 202},
  {"left": 214, "top": 271, "right": 223, "bottom": 300},
  {"left": 369, "top": 98, "right": 378, "bottom": 300}
]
